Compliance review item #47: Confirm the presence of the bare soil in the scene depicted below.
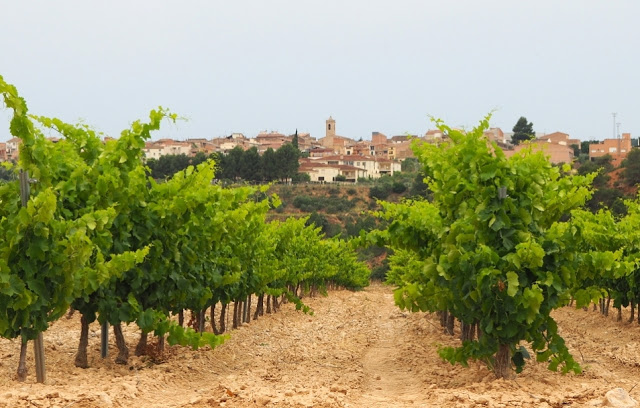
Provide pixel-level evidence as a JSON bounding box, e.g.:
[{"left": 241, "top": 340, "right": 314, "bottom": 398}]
[{"left": 0, "top": 284, "right": 639, "bottom": 407}]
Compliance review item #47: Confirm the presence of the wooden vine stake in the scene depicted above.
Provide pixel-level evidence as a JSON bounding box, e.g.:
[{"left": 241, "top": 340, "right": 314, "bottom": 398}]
[
  {"left": 101, "top": 322, "right": 109, "bottom": 358},
  {"left": 19, "top": 170, "right": 46, "bottom": 383}
]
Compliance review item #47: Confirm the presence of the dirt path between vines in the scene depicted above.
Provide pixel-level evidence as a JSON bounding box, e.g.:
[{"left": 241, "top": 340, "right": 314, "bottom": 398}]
[
  {"left": 357, "top": 294, "right": 424, "bottom": 407},
  {"left": 0, "top": 283, "right": 639, "bottom": 407}
]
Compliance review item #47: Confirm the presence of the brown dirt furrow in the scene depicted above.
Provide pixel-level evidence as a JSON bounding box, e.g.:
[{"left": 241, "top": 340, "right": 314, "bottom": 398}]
[
  {"left": 0, "top": 284, "right": 638, "bottom": 407},
  {"left": 355, "top": 291, "right": 424, "bottom": 407}
]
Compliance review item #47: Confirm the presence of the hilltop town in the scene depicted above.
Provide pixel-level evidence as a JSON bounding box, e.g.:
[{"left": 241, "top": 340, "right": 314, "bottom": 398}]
[{"left": 1, "top": 116, "right": 636, "bottom": 182}]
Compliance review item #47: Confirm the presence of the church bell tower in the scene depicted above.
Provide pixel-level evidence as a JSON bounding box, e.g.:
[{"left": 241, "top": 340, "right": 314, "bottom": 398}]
[{"left": 326, "top": 116, "right": 336, "bottom": 138}]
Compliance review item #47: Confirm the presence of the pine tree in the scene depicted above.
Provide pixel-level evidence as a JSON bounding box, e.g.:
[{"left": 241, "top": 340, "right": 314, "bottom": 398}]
[
  {"left": 275, "top": 143, "right": 300, "bottom": 182},
  {"left": 512, "top": 117, "right": 535, "bottom": 145}
]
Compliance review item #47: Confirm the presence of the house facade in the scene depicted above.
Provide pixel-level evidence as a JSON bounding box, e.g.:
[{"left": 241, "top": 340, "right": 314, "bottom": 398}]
[
  {"left": 502, "top": 141, "right": 574, "bottom": 164},
  {"left": 143, "top": 139, "right": 191, "bottom": 160},
  {"left": 536, "top": 132, "right": 580, "bottom": 147},
  {"left": 589, "top": 133, "right": 632, "bottom": 166},
  {"left": 298, "top": 161, "right": 367, "bottom": 182},
  {"left": 299, "top": 154, "right": 401, "bottom": 182},
  {"left": 500, "top": 130, "right": 579, "bottom": 165},
  {"left": 255, "top": 131, "right": 290, "bottom": 153},
  {"left": 5, "top": 137, "right": 20, "bottom": 161}
]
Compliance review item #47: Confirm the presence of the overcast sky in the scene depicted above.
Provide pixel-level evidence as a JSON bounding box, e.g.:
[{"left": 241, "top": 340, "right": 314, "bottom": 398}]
[{"left": 1, "top": 1, "right": 639, "bottom": 143}]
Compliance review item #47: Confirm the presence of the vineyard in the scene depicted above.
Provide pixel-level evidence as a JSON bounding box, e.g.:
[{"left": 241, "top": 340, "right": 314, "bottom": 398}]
[
  {"left": 3, "top": 74, "right": 640, "bottom": 407},
  {"left": 366, "top": 116, "right": 640, "bottom": 384},
  {"left": 0, "top": 75, "right": 369, "bottom": 383}
]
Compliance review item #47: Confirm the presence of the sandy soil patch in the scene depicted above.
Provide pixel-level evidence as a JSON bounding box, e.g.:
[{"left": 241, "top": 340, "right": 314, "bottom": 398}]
[{"left": 0, "top": 283, "right": 638, "bottom": 407}]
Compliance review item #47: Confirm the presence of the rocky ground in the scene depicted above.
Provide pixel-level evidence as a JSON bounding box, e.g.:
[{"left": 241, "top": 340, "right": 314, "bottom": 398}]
[{"left": 0, "top": 283, "right": 638, "bottom": 407}]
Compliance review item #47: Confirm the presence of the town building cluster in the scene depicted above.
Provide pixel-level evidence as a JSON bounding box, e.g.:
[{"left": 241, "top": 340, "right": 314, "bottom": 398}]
[{"left": 1, "top": 117, "right": 636, "bottom": 183}]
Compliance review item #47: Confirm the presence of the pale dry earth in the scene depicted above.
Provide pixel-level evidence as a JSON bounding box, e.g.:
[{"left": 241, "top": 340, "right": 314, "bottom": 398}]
[{"left": 0, "top": 283, "right": 638, "bottom": 407}]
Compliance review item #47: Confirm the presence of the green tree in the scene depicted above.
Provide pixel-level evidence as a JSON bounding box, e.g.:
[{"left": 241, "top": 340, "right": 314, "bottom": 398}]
[
  {"left": 261, "top": 148, "right": 279, "bottom": 182},
  {"left": 147, "top": 154, "right": 191, "bottom": 179},
  {"left": 305, "top": 212, "right": 330, "bottom": 235},
  {"left": 192, "top": 151, "right": 208, "bottom": 167},
  {"left": 581, "top": 140, "right": 599, "bottom": 155},
  {"left": 392, "top": 181, "right": 407, "bottom": 194},
  {"left": 218, "top": 146, "right": 245, "bottom": 181},
  {"left": 275, "top": 143, "right": 300, "bottom": 182},
  {"left": 369, "top": 183, "right": 392, "bottom": 200},
  {"left": 292, "top": 172, "right": 310, "bottom": 183},
  {"left": 571, "top": 144, "right": 580, "bottom": 158},
  {"left": 593, "top": 154, "right": 614, "bottom": 171},
  {"left": 345, "top": 214, "right": 377, "bottom": 238},
  {"left": 585, "top": 188, "right": 627, "bottom": 217},
  {"left": 577, "top": 154, "right": 619, "bottom": 215},
  {"left": 410, "top": 172, "right": 430, "bottom": 198},
  {"left": 511, "top": 116, "right": 535, "bottom": 145},
  {"left": 401, "top": 158, "right": 420, "bottom": 172},
  {"left": 292, "top": 129, "right": 299, "bottom": 150},
  {"left": 578, "top": 159, "right": 610, "bottom": 189},
  {"left": 240, "top": 147, "right": 262, "bottom": 181},
  {"left": 623, "top": 148, "right": 640, "bottom": 187},
  {"left": 0, "top": 164, "right": 15, "bottom": 182}
]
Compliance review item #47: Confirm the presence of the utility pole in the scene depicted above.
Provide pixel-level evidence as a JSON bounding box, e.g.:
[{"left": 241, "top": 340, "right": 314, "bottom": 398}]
[
  {"left": 612, "top": 113, "right": 617, "bottom": 139},
  {"left": 617, "top": 122, "right": 622, "bottom": 164}
]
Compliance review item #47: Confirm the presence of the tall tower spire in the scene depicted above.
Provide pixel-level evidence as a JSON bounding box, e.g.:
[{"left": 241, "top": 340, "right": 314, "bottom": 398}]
[{"left": 326, "top": 116, "right": 336, "bottom": 138}]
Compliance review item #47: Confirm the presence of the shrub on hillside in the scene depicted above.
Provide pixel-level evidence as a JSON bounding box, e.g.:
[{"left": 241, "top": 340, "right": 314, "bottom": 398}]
[
  {"left": 292, "top": 172, "right": 311, "bottom": 184},
  {"left": 277, "top": 186, "right": 293, "bottom": 201},
  {"left": 325, "top": 196, "right": 356, "bottom": 213},
  {"left": 293, "top": 194, "right": 356, "bottom": 213},
  {"left": 305, "top": 212, "right": 342, "bottom": 237},
  {"left": 293, "top": 195, "right": 321, "bottom": 212},
  {"left": 306, "top": 212, "right": 329, "bottom": 233},
  {"left": 410, "top": 173, "right": 429, "bottom": 198},
  {"left": 369, "top": 184, "right": 392, "bottom": 200},
  {"left": 345, "top": 214, "right": 378, "bottom": 238},
  {"left": 622, "top": 149, "right": 640, "bottom": 187},
  {"left": 392, "top": 181, "right": 407, "bottom": 194},
  {"left": 328, "top": 186, "right": 340, "bottom": 195}
]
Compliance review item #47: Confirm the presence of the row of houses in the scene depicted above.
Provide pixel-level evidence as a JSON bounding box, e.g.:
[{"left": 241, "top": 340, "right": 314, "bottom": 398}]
[
  {"left": 2, "top": 117, "right": 636, "bottom": 183},
  {"left": 0, "top": 117, "right": 547, "bottom": 166},
  {"left": 142, "top": 131, "right": 318, "bottom": 160},
  {"left": 502, "top": 131, "right": 581, "bottom": 163},
  {"left": 500, "top": 130, "right": 635, "bottom": 166}
]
